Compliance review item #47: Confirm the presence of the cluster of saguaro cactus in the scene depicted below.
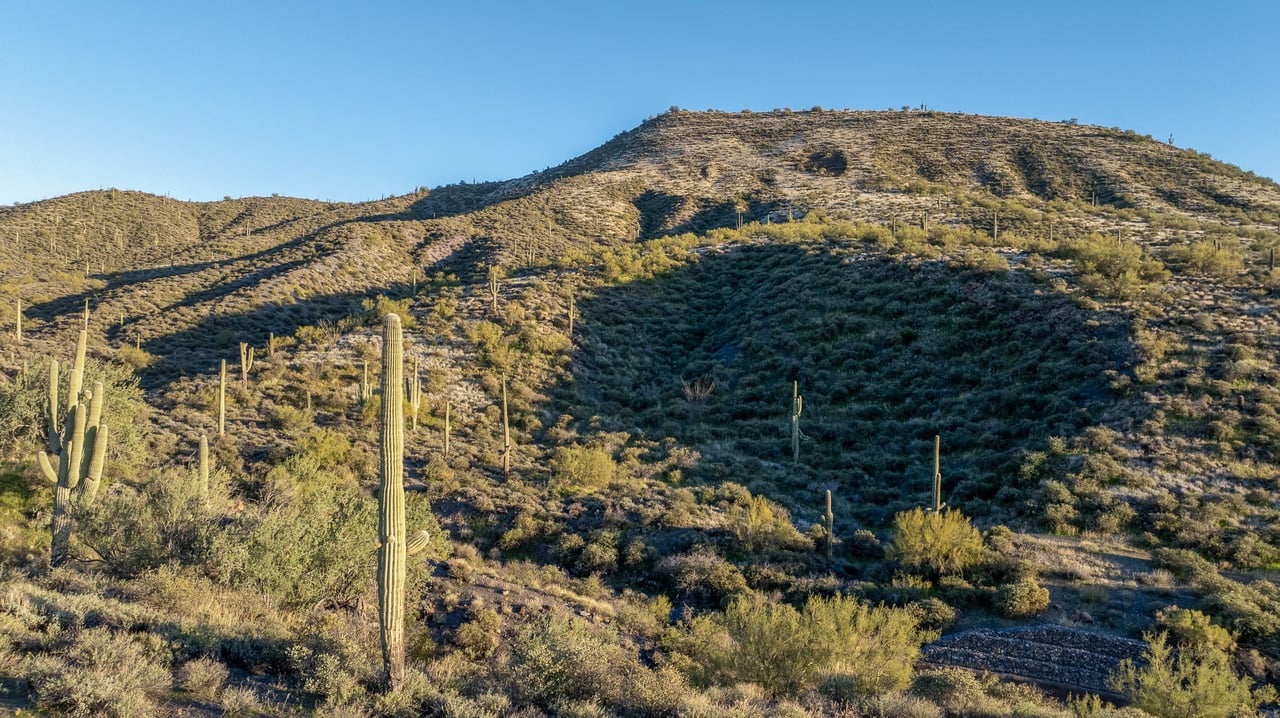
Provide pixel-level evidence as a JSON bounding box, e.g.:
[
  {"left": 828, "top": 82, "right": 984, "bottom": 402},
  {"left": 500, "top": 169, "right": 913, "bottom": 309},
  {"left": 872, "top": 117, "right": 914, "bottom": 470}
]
[
  {"left": 37, "top": 330, "right": 108, "bottom": 566},
  {"left": 791, "top": 380, "right": 803, "bottom": 463},
  {"left": 376, "top": 313, "right": 432, "bottom": 692},
  {"left": 932, "top": 434, "right": 945, "bottom": 512},
  {"left": 823, "top": 489, "right": 835, "bottom": 558},
  {"left": 239, "top": 342, "right": 254, "bottom": 384}
]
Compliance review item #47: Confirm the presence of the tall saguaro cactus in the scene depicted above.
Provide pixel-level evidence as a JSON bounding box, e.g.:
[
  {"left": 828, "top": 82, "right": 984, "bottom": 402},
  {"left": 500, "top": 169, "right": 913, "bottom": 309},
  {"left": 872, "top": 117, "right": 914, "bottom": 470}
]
[
  {"left": 791, "top": 380, "right": 803, "bottom": 463},
  {"left": 408, "top": 355, "right": 422, "bottom": 432},
  {"left": 378, "top": 313, "right": 407, "bottom": 690},
  {"left": 198, "top": 434, "right": 210, "bottom": 501},
  {"left": 218, "top": 359, "right": 227, "bottom": 436},
  {"left": 566, "top": 290, "right": 578, "bottom": 336},
  {"left": 823, "top": 489, "right": 835, "bottom": 558},
  {"left": 239, "top": 342, "right": 254, "bottom": 384},
  {"left": 37, "top": 330, "right": 108, "bottom": 566},
  {"left": 443, "top": 400, "right": 451, "bottom": 457},
  {"left": 501, "top": 372, "right": 511, "bottom": 478},
  {"left": 375, "top": 313, "right": 432, "bottom": 691},
  {"left": 487, "top": 265, "right": 501, "bottom": 314},
  {"left": 932, "top": 434, "right": 945, "bottom": 512},
  {"left": 14, "top": 298, "right": 20, "bottom": 342}
]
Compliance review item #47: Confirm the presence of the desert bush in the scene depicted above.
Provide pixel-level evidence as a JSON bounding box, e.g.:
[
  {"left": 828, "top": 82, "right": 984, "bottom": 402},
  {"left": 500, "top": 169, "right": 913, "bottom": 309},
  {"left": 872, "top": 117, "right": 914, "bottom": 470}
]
[
  {"left": 995, "top": 578, "right": 1050, "bottom": 618},
  {"left": 807, "top": 594, "right": 923, "bottom": 697},
  {"left": 176, "top": 655, "right": 228, "bottom": 697},
  {"left": 453, "top": 606, "right": 501, "bottom": 660},
  {"left": 890, "top": 507, "right": 985, "bottom": 576},
  {"left": 1110, "top": 631, "right": 1276, "bottom": 718},
  {"left": 1154, "top": 606, "right": 1235, "bottom": 653},
  {"left": 508, "top": 612, "right": 686, "bottom": 714},
  {"left": 78, "top": 471, "right": 219, "bottom": 576},
  {"left": 657, "top": 547, "right": 748, "bottom": 607},
  {"left": 550, "top": 444, "right": 616, "bottom": 493},
  {"left": 731, "top": 494, "right": 810, "bottom": 553},
  {"left": 23, "top": 626, "right": 173, "bottom": 717}
]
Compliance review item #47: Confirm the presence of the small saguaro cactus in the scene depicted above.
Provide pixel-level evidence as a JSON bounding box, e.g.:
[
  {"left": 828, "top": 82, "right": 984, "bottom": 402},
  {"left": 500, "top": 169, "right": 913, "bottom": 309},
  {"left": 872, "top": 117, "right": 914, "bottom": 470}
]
[
  {"left": 218, "top": 359, "right": 227, "bottom": 436},
  {"left": 823, "top": 489, "right": 835, "bottom": 558},
  {"left": 37, "top": 330, "right": 108, "bottom": 566},
  {"left": 443, "top": 399, "right": 451, "bottom": 457},
  {"left": 992, "top": 210, "right": 1000, "bottom": 242},
  {"left": 239, "top": 342, "right": 254, "bottom": 384},
  {"left": 501, "top": 372, "right": 511, "bottom": 478},
  {"left": 566, "top": 289, "right": 578, "bottom": 336},
  {"left": 931, "top": 434, "right": 945, "bottom": 512},
  {"left": 361, "top": 360, "right": 373, "bottom": 402},
  {"left": 82, "top": 298, "right": 89, "bottom": 329},
  {"left": 791, "top": 380, "right": 803, "bottom": 463},
  {"left": 376, "top": 313, "right": 431, "bottom": 692},
  {"left": 487, "top": 265, "right": 501, "bottom": 314},
  {"left": 14, "top": 297, "right": 21, "bottom": 342},
  {"left": 408, "top": 355, "right": 422, "bottom": 432},
  {"left": 198, "top": 434, "right": 210, "bottom": 501},
  {"left": 268, "top": 332, "right": 276, "bottom": 358}
]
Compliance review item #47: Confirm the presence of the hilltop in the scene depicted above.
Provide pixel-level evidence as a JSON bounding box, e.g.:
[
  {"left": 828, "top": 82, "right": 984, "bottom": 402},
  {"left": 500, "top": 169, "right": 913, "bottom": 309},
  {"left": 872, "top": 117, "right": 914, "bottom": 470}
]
[{"left": 2, "top": 109, "right": 1280, "bottom": 716}]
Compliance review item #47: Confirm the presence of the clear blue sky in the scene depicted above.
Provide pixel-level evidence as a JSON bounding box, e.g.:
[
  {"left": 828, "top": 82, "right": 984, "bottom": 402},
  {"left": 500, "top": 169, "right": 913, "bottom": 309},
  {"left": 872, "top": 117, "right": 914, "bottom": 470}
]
[{"left": 3, "top": 1, "right": 1277, "bottom": 205}]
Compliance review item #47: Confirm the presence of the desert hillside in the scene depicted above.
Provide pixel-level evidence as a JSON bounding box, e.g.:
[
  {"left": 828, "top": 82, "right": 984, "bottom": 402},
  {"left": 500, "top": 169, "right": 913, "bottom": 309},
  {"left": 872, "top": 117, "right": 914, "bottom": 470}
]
[{"left": 2, "top": 109, "right": 1279, "bottom": 717}]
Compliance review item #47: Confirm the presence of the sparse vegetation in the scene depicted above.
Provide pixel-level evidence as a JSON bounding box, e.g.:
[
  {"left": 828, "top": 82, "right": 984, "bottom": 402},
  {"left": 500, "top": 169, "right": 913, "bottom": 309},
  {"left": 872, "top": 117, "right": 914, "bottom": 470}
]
[{"left": 3, "top": 108, "right": 1280, "bottom": 715}]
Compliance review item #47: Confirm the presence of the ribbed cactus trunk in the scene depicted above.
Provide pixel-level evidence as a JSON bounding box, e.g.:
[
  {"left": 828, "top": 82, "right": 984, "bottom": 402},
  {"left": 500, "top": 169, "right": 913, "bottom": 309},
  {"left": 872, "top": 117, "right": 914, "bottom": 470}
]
[
  {"left": 14, "top": 298, "right": 20, "bottom": 342},
  {"left": 377, "top": 313, "right": 407, "bottom": 692}
]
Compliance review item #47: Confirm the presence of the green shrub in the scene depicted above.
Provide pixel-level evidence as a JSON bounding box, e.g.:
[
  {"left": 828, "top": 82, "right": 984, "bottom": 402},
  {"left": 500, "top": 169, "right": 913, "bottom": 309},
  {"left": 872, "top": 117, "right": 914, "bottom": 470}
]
[
  {"left": 23, "top": 626, "right": 173, "bottom": 717},
  {"left": 1110, "top": 631, "right": 1276, "bottom": 718},
  {"left": 731, "top": 494, "right": 810, "bottom": 553},
  {"left": 453, "top": 607, "right": 501, "bottom": 660},
  {"left": 995, "top": 578, "right": 1050, "bottom": 618},
  {"left": 890, "top": 507, "right": 985, "bottom": 576},
  {"left": 549, "top": 445, "right": 616, "bottom": 492},
  {"left": 806, "top": 594, "right": 923, "bottom": 697}
]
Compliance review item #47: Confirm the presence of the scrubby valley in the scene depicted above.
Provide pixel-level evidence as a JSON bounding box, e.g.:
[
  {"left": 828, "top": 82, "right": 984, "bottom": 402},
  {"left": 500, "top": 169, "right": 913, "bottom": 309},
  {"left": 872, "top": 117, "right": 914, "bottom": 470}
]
[{"left": 3, "top": 107, "right": 1280, "bottom": 716}]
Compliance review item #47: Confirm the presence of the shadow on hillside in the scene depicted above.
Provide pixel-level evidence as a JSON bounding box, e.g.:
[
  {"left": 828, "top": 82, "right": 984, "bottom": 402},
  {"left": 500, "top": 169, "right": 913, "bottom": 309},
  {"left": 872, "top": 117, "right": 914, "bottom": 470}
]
[
  {"left": 133, "top": 285, "right": 409, "bottom": 391},
  {"left": 552, "top": 241, "right": 1139, "bottom": 526}
]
